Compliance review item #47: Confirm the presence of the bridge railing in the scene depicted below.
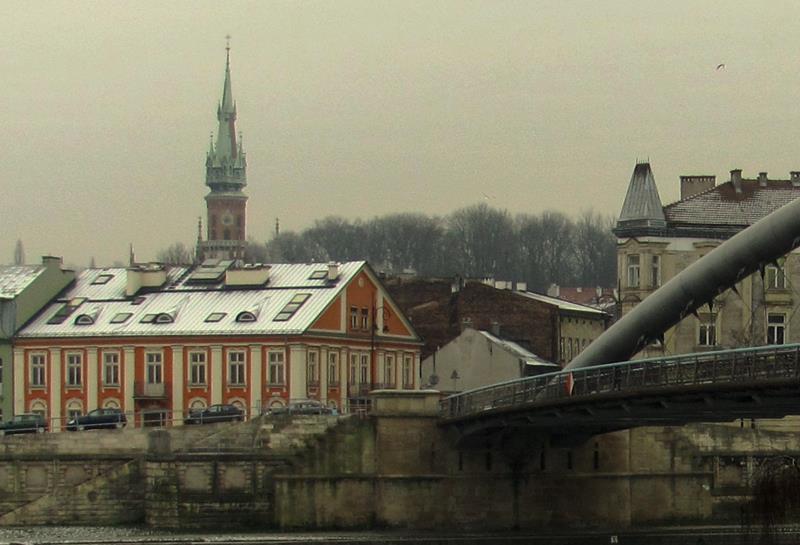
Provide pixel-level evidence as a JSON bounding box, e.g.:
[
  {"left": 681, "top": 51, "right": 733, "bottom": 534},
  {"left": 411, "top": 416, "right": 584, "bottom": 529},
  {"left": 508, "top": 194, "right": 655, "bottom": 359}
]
[{"left": 440, "top": 343, "right": 800, "bottom": 420}]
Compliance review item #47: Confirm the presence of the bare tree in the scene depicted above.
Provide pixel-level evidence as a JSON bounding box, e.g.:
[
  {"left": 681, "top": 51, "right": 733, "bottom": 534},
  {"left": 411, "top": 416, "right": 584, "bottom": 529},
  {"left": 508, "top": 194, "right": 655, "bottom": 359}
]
[
  {"left": 156, "top": 242, "right": 195, "bottom": 265},
  {"left": 446, "top": 203, "right": 515, "bottom": 278},
  {"left": 574, "top": 210, "right": 616, "bottom": 286}
]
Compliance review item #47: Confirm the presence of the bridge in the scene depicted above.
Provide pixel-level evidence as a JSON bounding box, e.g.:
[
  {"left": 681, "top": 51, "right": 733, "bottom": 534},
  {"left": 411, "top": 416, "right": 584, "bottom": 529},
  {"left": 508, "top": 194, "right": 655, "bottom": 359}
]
[{"left": 439, "top": 343, "right": 800, "bottom": 440}]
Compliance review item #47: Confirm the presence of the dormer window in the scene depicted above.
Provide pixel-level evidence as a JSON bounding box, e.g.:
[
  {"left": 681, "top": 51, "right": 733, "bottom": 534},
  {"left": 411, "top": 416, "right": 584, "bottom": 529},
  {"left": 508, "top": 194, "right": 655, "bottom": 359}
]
[
  {"left": 91, "top": 274, "right": 114, "bottom": 285},
  {"left": 236, "top": 311, "right": 257, "bottom": 323},
  {"left": 74, "top": 314, "right": 94, "bottom": 325},
  {"left": 155, "top": 313, "right": 174, "bottom": 324}
]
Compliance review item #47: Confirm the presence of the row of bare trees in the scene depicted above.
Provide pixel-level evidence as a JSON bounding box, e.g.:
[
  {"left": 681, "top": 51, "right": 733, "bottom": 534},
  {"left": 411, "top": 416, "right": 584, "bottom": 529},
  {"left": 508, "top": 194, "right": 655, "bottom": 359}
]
[{"left": 158, "top": 204, "right": 616, "bottom": 292}]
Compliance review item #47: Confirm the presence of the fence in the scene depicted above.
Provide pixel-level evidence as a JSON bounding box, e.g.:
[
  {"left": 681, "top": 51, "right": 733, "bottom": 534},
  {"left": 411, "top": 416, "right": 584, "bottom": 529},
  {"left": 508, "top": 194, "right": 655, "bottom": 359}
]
[{"left": 440, "top": 343, "right": 800, "bottom": 420}]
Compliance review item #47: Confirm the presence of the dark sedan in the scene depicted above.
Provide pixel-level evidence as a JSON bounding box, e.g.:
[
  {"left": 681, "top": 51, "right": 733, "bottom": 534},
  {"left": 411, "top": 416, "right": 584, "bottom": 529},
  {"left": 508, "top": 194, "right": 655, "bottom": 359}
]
[
  {"left": 66, "top": 408, "right": 127, "bottom": 431},
  {"left": 184, "top": 404, "right": 244, "bottom": 425},
  {"left": 0, "top": 413, "right": 48, "bottom": 436}
]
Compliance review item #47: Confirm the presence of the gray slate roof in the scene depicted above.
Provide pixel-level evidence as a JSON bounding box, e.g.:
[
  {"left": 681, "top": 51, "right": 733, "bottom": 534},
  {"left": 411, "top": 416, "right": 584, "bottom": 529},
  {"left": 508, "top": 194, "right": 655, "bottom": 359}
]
[{"left": 617, "top": 163, "right": 666, "bottom": 229}]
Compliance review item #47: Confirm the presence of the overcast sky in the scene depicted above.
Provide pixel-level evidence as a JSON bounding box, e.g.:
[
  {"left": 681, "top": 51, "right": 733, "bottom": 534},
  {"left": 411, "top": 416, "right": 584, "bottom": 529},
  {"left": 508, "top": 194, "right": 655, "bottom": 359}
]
[{"left": 4, "top": 1, "right": 800, "bottom": 267}]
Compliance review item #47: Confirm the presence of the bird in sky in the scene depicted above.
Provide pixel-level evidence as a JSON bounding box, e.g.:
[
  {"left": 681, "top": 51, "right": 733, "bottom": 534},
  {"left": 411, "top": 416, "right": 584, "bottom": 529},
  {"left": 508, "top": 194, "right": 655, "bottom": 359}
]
[{"left": 716, "top": 63, "right": 726, "bottom": 70}]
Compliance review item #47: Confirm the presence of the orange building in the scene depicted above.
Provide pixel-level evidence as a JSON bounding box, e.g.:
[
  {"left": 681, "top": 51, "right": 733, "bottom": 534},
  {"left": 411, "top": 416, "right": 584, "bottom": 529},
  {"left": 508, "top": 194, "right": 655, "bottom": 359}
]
[{"left": 14, "top": 260, "right": 421, "bottom": 430}]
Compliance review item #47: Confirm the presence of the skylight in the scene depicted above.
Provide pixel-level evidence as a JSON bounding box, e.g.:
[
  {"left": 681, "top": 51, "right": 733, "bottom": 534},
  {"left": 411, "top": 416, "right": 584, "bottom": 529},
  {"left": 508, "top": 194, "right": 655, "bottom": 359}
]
[
  {"left": 205, "top": 312, "right": 226, "bottom": 323},
  {"left": 309, "top": 270, "right": 328, "bottom": 280},
  {"left": 140, "top": 314, "right": 157, "bottom": 324},
  {"left": 110, "top": 312, "right": 132, "bottom": 324},
  {"left": 91, "top": 274, "right": 114, "bottom": 285},
  {"left": 273, "top": 293, "right": 311, "bottom": 322}
]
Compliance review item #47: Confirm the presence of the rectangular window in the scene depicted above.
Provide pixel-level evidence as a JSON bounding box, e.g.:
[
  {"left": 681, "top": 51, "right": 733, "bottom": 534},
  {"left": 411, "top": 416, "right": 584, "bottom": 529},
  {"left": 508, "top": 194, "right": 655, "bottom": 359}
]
[
  {"left": 328, "top": 352, "right": 339, "bottom": 385},
  {"left": 698, "top": 318, "right": 717, "bottom": 346},
  {"left": 307, "top": 351, "right": 318, "bottom": 385},
  {"left": 384, "top": 354, "right": 395, "bottom": 387},
  {"left": 766, "top": 265, "right": 787, "bottom": 289},
  {"left": 768, "top": 313, "right": 786, "bottom": 345},
  {"left": 402, "top": 355, "right": 413, "bottom": 388},
  {"left": 651, "top": 255, "right": 661, "bottom": 288},
  {"left": 268, "top": 351, "right": 285, "bottom": 385},
  {"left": 103, "top": 351, "right": 120, "bottom": 386},
  {"left": 350, "top": 307, "right": 359, "bottom": 329},
  {"left": 146, "top": 352, "right": 163, "bottom": 384},
  {"left": 189, "top": 351, "right": 207, "bottom": 386},
  {"left": 228, "top": 351, "right": 246, "bottom": 386},
  {"left": 66, "top": 352, "right": 82, "bottom": 387},
  {"left": 627, "top": 254, "right": 640, "bottom": 288},
  {"left": 360, "top": 308, "right": 370, "bottom": 330},
  {"left": 359, "top": 353, "right": 369, "bottom": 384},
  {"left": 30, "top": 353, "right": 46, "bottom": 387},
  {"left": 349, "top": 354, "right": 358, "bottom": 385}
]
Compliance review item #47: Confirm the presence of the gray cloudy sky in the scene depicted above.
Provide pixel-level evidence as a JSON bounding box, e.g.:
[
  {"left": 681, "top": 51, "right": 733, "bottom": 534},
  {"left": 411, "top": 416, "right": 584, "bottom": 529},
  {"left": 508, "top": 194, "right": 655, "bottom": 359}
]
[{"left": 4, "top": 1, "right": 800, "bottom": 267}]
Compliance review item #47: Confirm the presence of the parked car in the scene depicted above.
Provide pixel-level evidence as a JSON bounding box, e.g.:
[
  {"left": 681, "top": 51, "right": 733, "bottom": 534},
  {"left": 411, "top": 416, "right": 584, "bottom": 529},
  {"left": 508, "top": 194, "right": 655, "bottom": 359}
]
[
  {"left": 184, "top": 404, "right": 244, "bottom": 425},
  {"left": 0, "top": 413, "right": 47, "bottom": 436},
  {"left": 66, "top": 408, "right": 127, "bottom": 431},
  {"left": 268, "top": 399, "right": 336, "bottom": 416}
]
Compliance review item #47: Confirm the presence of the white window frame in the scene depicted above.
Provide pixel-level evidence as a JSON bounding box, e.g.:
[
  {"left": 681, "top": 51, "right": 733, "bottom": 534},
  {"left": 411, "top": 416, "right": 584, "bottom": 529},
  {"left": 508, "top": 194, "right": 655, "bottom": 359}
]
[
  {"left": 228, "top": 350, "right": 246, "bottom": 386},
  {"left": 627, "top": 254, "right": 640, "bottom": 288},
  {"left": 766, "top": 264, "right": 788, "bottom": 290},
  {"left": 328, "top": 352, "right": 339, "bottom": 385},
  {"left": 698, "top": 316, "right": 717, "bottom": 346},
  {"left": 384, "top": 354, "right": 395, "bottom": 387},
  {"left": 66, "top": 352, "right": 82, "bottom": 388},
  {"left": 359, "top": 353, "right": 369, "bottom": 384},
  {"left": 307, "top": 350, "right": 319, "bottom": 385},
  {"left": 402, "top": 355, "right": 413, "bottom": 388},
  {"left": 30, "top": 353, "right": 46, "bottom": 388},
  {"left": 651, "top": 255, "right": 661, "bottom": 288},
  {"left": 146, "top": 351, "right": 163, "bottom": 384},
  {"left": 189, "top": 351, "right": 207, "bottom": 386},
  {"left": 103, "top": 351, "right": 120, "bottom": 387},
  {"left": 767, "top": 313, "right": 787, "bottom": 345},
  {"left": 268, "top": 351, "right": 285, "bottom": 385}
]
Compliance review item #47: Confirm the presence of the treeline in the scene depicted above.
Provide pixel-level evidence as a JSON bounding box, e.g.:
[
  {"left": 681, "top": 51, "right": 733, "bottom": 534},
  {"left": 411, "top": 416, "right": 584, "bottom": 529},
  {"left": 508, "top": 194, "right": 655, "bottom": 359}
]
[{"left": 246, "top": 204, "right": 617, "bottom": 292}]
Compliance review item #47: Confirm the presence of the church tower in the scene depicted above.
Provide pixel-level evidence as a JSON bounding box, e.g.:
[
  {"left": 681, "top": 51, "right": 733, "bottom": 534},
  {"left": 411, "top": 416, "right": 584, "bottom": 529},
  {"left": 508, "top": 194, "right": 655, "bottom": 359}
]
[{"left": 198, "top": 41, "right": 248, "bottom": 261}]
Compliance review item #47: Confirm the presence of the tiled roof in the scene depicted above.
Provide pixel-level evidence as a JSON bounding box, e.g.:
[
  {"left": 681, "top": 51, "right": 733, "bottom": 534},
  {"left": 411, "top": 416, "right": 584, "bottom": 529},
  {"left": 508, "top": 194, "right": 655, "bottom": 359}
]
[
  {"left": 665, "top": 180, "right": 800, "bottom": 227},
  {"left": 19, "top": 261, "right": 367, "bottom": 339},
  {"left": 0, "top": 266, "right": 45, "bottom": 300}
]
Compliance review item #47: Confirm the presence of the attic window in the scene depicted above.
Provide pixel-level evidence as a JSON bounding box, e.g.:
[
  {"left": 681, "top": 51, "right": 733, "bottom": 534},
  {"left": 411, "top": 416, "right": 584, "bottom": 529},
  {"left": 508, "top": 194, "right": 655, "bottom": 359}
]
[
  {"left": 47, "top": 304, "right": 78, "bottom": 325},
  {"left": 205, "top": 312, "right": 226, "bottom": 323},
  {"left": 91, "top": 274, "right": 113, "bottom": 285},
  {"left": 131, "top": 296, "right": 146, "bottom": 305},
  {"left": 74, "top": 314, "right": 94, "bottom": 325},
  {"left": 309, "top": 270, "right": 327, "bottom": 280},
  {"left": 273, "top": 293, "right": 311, "bottom": 322},
  {"left": 236, "top": 311, "right": 257, "bottom": 323},
  {"left": 155, "top": 313, "right": 174, "bottom": 324},
  {"left": 140, "top": 314, "right": 157, "bottom": 324},
  {"left": 110, "top": 312, "right": 132, "bottom": 324}
]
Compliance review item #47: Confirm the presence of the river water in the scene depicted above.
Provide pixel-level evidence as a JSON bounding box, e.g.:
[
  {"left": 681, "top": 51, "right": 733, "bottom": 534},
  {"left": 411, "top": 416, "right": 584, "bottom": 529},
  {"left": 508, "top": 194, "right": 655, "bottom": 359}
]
[{"left": 0, "top": 526, "right": 789, "bottom": 545}]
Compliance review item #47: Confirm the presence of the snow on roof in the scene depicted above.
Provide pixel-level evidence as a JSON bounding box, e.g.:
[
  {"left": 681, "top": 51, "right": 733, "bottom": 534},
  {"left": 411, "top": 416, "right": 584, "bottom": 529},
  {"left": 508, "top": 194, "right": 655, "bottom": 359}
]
[
  {"left": 19, "top": 261, "right": 366, "bottom": 338},
  {"left": 0, "top": 266, "right": 45, "bottom": 300},
  {"left": 515, "top": 290, "right": 607, "bottom": 315},
  {"left": 477, "top": 330, "right": 557, "bottom": 367}
]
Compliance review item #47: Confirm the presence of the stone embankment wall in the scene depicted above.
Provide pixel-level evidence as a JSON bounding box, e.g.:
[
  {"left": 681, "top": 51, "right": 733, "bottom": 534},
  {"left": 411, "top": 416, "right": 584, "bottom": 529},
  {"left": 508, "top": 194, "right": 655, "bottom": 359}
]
[{"left": 0, "top": 392, "right": 796, "bottom": 530}]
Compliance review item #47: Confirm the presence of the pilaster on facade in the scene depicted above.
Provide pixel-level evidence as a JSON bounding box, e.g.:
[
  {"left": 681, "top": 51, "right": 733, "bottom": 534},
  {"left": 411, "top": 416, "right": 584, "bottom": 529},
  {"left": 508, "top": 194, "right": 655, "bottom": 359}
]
[
  {"left": 13, "top": 348, "right": 24, "bottom": 415},
  {"left": 124, "top": 346, "right": 135, "bottom": 415},
  {"left": 171, "top": 346, "right": 184, "bottom": 424},
  {"left": 86, "top": 347, "right": 98, "bottom": 412},
  {"left": 249, "top": 345, "right": 262, "bottom": 413},
  {"left": 49, "top": 348, "right": 62, "bottom": 431},
  {"left": 211, "top": 346, "right": 223, "bottom": 405},
  {"left": 289, "top": 345, "right": 306, "bottom": 402}
]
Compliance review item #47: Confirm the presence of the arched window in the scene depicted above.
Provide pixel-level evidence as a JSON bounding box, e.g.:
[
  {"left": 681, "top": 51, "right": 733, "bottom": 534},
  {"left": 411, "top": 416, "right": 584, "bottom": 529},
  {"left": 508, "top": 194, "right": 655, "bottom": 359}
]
[
  {"left": 155, "top": 313, "right": 174, "bottom": 324},
  {"left": 66, "top": 399, "right": 83, "bottom": 421},
  {"left": 236, "top": 311, "right": 256, "bottom": 323},
  {"left": 30, "top": 400, "right": 47, "bottom": 418},
  {"left": 189, "top": 398, "right": 207, "bottom": 410},
  {"left": 74, "top": 314, "right": 94, "bottom": 325},
  {"left": 103, "top": 398, "right": 120, "bottom": 409}
]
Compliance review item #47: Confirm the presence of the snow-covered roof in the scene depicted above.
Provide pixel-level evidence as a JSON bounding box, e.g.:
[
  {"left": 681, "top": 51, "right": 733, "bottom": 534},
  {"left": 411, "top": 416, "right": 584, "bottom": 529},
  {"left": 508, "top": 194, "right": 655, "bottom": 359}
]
[
  {"left": 478, "top": 330, "right": 558, "bottom": 367},
  {"left": 0, "top": 266, "right": 46, "bottom": 301},
  {"left": 515, "top": 290, "right": 607, "bottom": 316},
  {"left": 20, "top": 261, "right": 366, "bottom": 339}
]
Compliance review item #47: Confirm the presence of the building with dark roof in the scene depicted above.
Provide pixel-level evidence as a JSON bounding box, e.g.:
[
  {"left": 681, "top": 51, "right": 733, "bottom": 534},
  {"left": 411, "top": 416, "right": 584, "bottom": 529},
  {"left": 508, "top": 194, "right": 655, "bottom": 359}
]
[{"left": 615, "top": 162, "right": 800, "bottom": 362}]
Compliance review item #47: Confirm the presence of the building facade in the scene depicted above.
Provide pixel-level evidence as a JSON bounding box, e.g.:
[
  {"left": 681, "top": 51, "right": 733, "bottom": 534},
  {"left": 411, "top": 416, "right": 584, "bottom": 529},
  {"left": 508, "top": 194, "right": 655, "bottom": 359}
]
[
  {"left": 14, "top": 260, "right": 421, "bottom": 430},
  {"left": 0, "top": 257, "right": 74, "bottom": 421},
  {"left": 616, "top": 163, "right": 800, "bottom": 358},
  {"left": 197, "top": 44, "right": 248, "bottom": 261}
]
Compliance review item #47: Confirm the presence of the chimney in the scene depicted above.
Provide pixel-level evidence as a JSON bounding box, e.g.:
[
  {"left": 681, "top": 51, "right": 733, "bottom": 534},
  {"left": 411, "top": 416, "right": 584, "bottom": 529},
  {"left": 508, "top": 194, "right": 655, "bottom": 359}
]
[
  {"left": 758, "top": 172, "right": 768, "bottom": 187},
  {"left": 516, "top": 281, "right": 527, "bottom": 292},
  {"left": 327, "top": 262, "right": 339, "bottom": 281},
  {"left": 460, "top": 317, "right": 473, "bottom": 331},
  {"left": 490, "top": 320, "right": 501, "bottom": 337},
  {"left": 126, "top": 263, "right": 166, "bottom": 296},
  {"left": 791, "top": 172, "right": 800, "bottom": 188},
  {"left": 41, "top": 255, "right": 63, "bottom": 269},
  {"left": 680, "top": 175, "right": 716, "bottom": 200},
  {"left": 547, "top": 284, "right": 560, "bottom": 297},
  {"left": 730, "top": 169, "right": 743, "bottom": 194}
]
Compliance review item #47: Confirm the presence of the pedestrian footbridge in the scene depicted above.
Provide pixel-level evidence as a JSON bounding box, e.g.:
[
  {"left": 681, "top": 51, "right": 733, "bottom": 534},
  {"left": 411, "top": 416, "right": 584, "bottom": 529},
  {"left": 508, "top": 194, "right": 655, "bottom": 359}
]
[{"left": 439, "top": 344, "right": 800, "bottom": 439}]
